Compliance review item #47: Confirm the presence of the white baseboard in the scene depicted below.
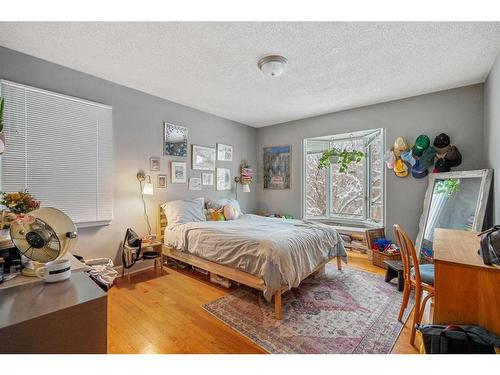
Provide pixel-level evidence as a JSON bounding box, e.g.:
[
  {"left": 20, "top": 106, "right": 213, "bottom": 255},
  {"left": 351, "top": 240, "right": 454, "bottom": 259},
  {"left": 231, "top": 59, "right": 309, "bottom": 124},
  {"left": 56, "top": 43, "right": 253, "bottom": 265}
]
[{"left": 114, "top": 258, "right": 162, "bottom": 278}]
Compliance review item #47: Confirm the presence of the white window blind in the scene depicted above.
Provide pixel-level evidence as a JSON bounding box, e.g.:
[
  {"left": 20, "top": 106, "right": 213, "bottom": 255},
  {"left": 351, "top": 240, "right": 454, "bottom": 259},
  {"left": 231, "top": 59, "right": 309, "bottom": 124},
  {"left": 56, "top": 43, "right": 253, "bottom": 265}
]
[{"left": 0, "top": 80, "right": 113, "bottom": 226}]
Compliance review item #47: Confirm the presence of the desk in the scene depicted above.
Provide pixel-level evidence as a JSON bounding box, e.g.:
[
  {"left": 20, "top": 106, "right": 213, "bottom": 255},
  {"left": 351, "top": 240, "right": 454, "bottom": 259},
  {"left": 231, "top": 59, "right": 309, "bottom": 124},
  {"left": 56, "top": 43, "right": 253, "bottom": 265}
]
[
  {"left": 433, "top": 229, "right": 500, "bottom": 335},
  {"left": 0, "top": 272, "right": 107, "bottom": 353}
]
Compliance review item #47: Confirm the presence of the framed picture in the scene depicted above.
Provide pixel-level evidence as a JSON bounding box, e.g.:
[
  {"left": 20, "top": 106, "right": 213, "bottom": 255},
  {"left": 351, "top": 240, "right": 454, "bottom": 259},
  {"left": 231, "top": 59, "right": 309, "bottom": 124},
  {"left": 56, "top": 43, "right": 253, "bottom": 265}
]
[
  {"left": 171, "top": 161, "right": 187, "bottom": 183},
  {"left": 217, "top": 143, "right": 233, "bottom": 161},
  {"left": 192, "top": 145, "right": 216, "bottom": 171},
  {"left": 189, "top": 177, "right": 202, "bottom": 191},
  {"left": 216, "top": 168, "right": 231, "bottom": 191},
  {"left": 263, "top": 145, "right": 291, "bottom": 190},
  {"left": 150, "top": 157, "right": 160, "bottom": 171},
  {"left": 157, "top": 174, "right": 167, "bottom": 188},
  {"left": 164, "top": 122, "right": 188, "bottom": 157},
  {"left": 202, "top": 172, "right": 214, "bottom": 186}
]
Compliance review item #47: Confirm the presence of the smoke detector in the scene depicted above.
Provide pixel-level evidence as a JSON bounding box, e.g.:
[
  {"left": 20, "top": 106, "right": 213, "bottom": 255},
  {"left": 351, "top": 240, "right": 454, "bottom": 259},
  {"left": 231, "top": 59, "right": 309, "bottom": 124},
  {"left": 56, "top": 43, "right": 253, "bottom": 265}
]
[{"left": 258, "top": 55, "right": 288, "bottom": 77}]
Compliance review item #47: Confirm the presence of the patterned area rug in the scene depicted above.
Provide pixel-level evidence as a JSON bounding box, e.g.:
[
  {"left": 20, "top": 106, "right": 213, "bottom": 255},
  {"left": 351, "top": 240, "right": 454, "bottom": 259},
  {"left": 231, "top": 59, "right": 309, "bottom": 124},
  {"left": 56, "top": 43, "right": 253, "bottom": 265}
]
[{"left": 203, "top": 265, "right": 413, "bottom": 354}]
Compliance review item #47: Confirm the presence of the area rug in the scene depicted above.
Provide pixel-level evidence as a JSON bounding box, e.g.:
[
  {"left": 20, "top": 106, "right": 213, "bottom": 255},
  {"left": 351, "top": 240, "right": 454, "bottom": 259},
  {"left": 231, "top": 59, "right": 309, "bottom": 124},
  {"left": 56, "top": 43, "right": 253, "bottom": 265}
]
[{"left": 202, "top": 265, "right": 413, "bottom": 354}]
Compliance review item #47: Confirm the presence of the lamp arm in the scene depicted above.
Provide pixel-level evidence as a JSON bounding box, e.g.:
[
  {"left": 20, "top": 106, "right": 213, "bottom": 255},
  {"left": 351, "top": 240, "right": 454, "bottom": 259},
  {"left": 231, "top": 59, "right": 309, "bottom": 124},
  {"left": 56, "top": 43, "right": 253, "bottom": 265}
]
[{"left": 139, "top": 180, "right": 152, "bottom": 235}]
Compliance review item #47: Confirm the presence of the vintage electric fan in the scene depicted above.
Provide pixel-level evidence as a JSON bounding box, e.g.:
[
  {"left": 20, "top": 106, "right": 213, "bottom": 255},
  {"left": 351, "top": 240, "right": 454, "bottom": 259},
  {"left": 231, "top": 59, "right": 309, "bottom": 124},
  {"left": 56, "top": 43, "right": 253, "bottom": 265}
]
[{"left": 9, "top": 207, "right": 78, "bottom": 276}]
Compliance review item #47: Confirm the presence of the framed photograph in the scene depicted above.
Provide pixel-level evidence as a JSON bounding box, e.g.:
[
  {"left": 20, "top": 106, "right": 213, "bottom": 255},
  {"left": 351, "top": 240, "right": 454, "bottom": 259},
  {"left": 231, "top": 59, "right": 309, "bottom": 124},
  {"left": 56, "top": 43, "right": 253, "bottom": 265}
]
[
  {"left": 217, "top": 143, "right": 233, "bottom": 161},
  {"left": 150, "top": 157, "right": 160, "bottom": 171},
  {"left": 192, "top": 145, "right": 216, "bottom": 171},
  {"left": 202, "top": 172, "right": 214, "bottom": 186},
  {"left": 216, "top": 168, "right": 231, "bottom": 191},
  {"left": 263, "top": 145, "right": 291, "bottom": 190},
  {"left": 157, "top": 174, "right": 167, "bottom": 188},
  {"left": 189, "top": 177, "right": 202, "bottom": 191},
  {"left": 164, "top": 122, "right": 188, "bottom": 157},
  {"left": 171, "top": 161, "right": 187, "bottom": 183}
]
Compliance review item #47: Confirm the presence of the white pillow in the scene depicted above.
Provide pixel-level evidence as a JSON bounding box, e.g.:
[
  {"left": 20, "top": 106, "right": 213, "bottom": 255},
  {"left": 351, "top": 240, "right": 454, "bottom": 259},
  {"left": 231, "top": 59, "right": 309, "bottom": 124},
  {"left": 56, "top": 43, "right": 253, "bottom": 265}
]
[
  {"left": 206, "top": 198, "right": 243, "bottom": 216},
  {"left": 161, "top": 197, "right": 206, "bottom": 226}
]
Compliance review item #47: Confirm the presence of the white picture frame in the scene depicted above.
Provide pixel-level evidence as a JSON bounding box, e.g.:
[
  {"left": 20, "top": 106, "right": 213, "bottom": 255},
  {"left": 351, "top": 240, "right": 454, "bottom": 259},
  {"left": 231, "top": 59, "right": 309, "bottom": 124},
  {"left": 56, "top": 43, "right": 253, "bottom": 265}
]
[
  {"left": 150, "top": 157, "right": 160, "bottom": 171},
  {"left": 157, "top": 174, "right": 167, "bottom": 188},
  {"left": 192, "top": 145, "right": 216, "bottom": 171},
  {"left": 217, "top": 143, "right": 233, "bottom": 161},
  {"left": 189, "top": 177, "right": 202, "bottom": 191},
  {"left": 171, "top": 161, "right": 187, "bottom": 183},
  {"left": 202, "top": 173, "right": 214, "bottom": 186},
  {"left": 216, "top": 168, "right": 231, "bottom": 191}
]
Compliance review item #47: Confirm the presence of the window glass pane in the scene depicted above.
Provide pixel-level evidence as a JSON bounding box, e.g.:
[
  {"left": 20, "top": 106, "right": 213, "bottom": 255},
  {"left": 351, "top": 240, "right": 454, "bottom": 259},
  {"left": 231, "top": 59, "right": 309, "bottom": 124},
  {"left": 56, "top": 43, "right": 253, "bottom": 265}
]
[
  {"left": 330, "top": 138, "right": 364, "bottom": 218},
  {"left": 305, "top": 152, "right": 327, "bottom": 216},
  {"left": 369, "top": 134, "right": 383, "bottom": 223}
]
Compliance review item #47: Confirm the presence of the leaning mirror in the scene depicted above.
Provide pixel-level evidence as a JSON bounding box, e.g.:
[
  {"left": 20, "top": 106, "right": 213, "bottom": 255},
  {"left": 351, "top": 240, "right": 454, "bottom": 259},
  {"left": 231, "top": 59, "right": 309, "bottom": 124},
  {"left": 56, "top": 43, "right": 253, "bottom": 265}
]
[{"left": 416, "top": 169, "right": 492, "bottom": 262}]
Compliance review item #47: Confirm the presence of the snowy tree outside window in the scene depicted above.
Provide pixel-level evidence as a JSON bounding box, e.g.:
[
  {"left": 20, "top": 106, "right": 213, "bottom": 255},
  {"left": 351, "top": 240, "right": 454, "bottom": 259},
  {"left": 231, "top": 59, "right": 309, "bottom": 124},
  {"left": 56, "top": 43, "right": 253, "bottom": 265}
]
[{"left": 304, "top": 128, "right": 384, "bottom": 225}]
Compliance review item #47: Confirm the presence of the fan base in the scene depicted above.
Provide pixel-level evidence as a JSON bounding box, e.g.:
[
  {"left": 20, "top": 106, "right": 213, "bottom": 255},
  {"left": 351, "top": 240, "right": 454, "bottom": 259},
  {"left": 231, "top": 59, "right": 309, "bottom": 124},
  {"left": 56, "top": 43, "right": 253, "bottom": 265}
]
[{"left": 21, "top": 261, "right": 44, "bottom": 277}]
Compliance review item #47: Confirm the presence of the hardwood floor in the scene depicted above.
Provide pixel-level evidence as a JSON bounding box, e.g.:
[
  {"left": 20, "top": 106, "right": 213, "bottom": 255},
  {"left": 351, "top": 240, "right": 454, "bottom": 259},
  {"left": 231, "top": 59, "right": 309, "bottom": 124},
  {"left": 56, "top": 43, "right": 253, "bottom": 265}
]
[{"left": 108, "top": 252, "right": 421, "bottom": 354}]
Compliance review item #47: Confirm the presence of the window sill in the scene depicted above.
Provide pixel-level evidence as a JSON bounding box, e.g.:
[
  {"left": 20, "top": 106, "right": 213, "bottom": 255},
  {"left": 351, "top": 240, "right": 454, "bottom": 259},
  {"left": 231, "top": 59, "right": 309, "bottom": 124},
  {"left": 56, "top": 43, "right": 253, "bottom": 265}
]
[
  {"left": 76, "top": 220, "right": 112, "bottom": 229},
  {"left": 304, "top": 216, "right": 383, "bottom": 229}
]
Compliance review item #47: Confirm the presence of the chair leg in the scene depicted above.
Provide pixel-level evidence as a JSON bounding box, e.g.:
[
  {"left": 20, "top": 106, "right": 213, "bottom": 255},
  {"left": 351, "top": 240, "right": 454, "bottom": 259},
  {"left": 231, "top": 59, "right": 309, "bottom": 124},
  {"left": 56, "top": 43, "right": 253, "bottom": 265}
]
[
  {"left": 410, "top": 288, "right": 422, "bottom": 346},
  {"left": 398, "top": 283, "right": 411, "bottom": 322},
  {"left": 418, "top": 292, "right": 434, "bottom": 323}
]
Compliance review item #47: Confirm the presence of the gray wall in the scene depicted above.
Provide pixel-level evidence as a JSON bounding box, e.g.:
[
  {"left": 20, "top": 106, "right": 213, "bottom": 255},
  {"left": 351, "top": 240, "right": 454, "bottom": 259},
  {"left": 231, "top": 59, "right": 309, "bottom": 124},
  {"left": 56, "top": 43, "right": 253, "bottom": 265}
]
[
  {"left": 256, "top": 85, "right": 485, "bottom": 240},
  {"left": 484, "top": 51, "right": 500, "bottom": 225},
  {"left": 0, "top": 46, "right": 258, "bottom": 265}
]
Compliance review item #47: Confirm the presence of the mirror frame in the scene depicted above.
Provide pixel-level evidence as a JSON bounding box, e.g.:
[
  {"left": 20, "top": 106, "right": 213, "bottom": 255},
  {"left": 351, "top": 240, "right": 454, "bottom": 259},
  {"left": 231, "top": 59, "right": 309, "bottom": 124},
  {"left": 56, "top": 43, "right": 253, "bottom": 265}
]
[{"left": 415, "top": 169, "right": 493, "bottom": 258}]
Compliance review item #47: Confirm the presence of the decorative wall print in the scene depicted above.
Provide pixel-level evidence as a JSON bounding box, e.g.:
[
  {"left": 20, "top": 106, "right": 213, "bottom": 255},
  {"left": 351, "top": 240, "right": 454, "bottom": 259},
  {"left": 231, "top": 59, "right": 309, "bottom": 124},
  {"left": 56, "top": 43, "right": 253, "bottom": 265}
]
[
  {"left": 202, "top": 172, "right": 214, "bottom": 186},
  {"left": 216, "top": 168, "right": 231, "bottom": 191},
  {"left": 164, "top": 122, "right": 188, "bottom": 157},
  {"left": 192, "top": 145, "right": 216, "bottom": 171},
  {"left": 150, "top": 157, "right": 160, "bottom": 171},
  {"left": 189, "top": 177, "right": 202, "bottom": 191},
  {"left": 217, "top": 143, "right": 233, "bottom": 161},
  {"left": 157, "top": 174, "right": 167, "bottom": 188},
  {"left": 171, "top": 161, "right": 187, "bottom": 183},
  {"left": 263, "top": 145, "right": 291, "bottom": 190}
]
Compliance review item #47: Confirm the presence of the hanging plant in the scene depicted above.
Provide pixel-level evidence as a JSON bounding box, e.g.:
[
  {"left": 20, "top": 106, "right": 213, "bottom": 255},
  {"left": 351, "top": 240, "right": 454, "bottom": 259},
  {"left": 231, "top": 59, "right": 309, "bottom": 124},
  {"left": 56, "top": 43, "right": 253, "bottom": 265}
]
[{"left": 318, "top": 148, "right": 364, "bottom": 173}]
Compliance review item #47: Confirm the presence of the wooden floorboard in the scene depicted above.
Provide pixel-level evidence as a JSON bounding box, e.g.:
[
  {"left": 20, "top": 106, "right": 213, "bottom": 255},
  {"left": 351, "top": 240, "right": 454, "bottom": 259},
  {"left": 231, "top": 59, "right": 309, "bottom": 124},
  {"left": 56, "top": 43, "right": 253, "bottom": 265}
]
[{"left": 108, "top": 251, "right": 421, "bottom": 354}]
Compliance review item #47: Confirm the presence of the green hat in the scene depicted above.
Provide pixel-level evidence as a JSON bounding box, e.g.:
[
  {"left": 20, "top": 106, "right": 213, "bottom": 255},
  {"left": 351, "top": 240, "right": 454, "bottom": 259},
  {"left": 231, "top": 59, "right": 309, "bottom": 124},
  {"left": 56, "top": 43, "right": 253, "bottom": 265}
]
[
  {"left": 420, "top": 146, "right": 436, "bottom": 169},
  {"left": 412, "top": 135, "right": 430, "bottom": 157}
]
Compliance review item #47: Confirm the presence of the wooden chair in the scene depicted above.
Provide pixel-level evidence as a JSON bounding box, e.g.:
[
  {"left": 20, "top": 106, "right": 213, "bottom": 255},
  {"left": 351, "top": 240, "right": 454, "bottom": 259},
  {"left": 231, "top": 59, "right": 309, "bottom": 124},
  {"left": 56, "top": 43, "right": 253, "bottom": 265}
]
[{"left": 393, "top": 225, "right": 435, "bottom": 346}]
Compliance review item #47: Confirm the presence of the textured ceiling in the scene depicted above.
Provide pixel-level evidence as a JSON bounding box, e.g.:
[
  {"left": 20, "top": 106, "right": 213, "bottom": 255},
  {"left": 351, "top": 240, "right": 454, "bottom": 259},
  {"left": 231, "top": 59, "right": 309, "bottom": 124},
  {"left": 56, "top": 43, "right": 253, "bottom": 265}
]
[{"left": 0, "top": 22, "right": 499, "bottom": 127}]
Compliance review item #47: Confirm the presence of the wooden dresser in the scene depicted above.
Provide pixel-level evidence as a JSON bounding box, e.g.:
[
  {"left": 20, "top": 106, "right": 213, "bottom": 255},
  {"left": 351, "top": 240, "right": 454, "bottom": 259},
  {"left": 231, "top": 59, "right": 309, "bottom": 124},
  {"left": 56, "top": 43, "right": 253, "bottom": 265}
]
[{"left": 433, "top": 229, "right": 500, "bottom": 335}]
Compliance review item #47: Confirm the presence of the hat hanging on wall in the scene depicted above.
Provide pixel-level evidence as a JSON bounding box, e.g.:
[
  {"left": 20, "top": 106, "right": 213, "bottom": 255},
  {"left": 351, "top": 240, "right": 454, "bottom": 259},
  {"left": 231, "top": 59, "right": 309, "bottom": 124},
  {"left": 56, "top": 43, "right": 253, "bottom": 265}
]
[
  {"left": 411, "top": 159, "right": 429, "bottom": 179},
  {"left": 384, "top": 149, "right": 396, "bottom": 169},
  {"left": 400, "top": 149, "right": 416, "bottom": 167},
  {"left": 444, "top": 145, "right": 462, "bottom": 168},
  {"left": 420, "top": 146, "right": 436, "bottom": 170},
  {"left": 393, "top": 137, "right": 409, "bottom": 157},
  {"left": 433, "top": 133, "right": 451, "bottom": 154},
  {"left": 433, "top": 158, "right": 451, "bottom": 173},
  {"left": 412, "top": 135, "right": 430, "bottom": 157},
  {"left": 394, "top": 159, "right": 408, "bottom": 177}
]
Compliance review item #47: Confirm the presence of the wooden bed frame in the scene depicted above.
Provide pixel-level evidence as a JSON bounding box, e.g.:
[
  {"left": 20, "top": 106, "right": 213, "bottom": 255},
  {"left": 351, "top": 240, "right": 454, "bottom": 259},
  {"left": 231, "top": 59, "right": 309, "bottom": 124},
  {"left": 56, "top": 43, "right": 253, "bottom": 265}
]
[{"left": 157, "top": 205, "right": 342, "bottom": 319}]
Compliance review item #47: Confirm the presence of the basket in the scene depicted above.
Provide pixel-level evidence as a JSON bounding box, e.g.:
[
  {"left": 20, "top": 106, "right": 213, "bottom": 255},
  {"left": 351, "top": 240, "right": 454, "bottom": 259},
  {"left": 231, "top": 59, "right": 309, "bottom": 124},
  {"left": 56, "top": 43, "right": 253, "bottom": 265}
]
[
  {"left": 365, "top": 227, "right": 401, "bottom": 268},
  {"left": 372, "top": 249, "right": 401, "bottom": 269}
]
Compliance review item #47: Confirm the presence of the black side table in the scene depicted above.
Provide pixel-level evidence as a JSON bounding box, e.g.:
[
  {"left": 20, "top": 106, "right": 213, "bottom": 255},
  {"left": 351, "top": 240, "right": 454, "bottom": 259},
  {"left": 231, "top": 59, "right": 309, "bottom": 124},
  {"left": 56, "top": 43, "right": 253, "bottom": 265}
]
[{"left": 384, "top": 260, "right": 405, "bottom": 291}]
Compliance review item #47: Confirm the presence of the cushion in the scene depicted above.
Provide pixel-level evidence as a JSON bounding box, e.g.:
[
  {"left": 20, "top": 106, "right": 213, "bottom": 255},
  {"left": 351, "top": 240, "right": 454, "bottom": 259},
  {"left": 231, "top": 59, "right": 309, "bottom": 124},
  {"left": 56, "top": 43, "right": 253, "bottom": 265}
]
[
  {"left": 161, "top": 197, "right": 206, "bottom": 226},
  {"left": 411, "top": 263, "right": 435, "bottom": 286},
  {"left": 206, "top": 198, "right": 243, "bottom": 216},
  {"left": 223, "top": 205, "right": 240, "bottom": 220}
]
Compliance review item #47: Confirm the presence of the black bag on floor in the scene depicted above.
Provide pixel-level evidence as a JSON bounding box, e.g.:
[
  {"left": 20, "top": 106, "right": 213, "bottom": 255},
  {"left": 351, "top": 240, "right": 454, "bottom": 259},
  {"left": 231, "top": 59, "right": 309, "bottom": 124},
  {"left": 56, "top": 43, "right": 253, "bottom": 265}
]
[{"left": 417, "top": 324, "right": 500, "bottom": 354}]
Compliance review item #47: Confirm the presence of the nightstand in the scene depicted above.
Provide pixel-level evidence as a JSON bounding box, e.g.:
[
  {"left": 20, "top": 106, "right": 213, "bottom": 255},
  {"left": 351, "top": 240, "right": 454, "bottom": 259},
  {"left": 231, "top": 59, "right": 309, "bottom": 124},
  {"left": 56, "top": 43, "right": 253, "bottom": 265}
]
[{"left": 122, "top": 240, "right": 164, "bottom": 281}]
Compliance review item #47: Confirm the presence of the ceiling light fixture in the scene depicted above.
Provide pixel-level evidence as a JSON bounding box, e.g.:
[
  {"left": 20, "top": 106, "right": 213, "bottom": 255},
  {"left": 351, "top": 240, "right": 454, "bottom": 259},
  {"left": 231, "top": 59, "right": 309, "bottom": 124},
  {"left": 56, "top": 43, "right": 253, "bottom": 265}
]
[{"left": 258, "top": 55, "right": 288, "bottom": 77}]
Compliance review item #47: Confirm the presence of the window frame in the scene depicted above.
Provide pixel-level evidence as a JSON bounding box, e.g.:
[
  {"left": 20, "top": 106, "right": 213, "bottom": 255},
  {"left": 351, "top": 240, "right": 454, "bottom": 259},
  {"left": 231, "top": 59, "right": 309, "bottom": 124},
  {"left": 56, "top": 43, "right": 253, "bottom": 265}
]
[{"left": 302, "top": 128, "right": 385, "bottom": 227}]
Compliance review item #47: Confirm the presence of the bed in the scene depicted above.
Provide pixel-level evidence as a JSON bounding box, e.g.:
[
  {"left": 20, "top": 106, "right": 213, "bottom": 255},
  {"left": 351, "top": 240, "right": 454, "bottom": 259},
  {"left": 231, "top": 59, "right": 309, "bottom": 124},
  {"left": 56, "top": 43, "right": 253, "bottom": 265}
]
[{"left": 157, "top": 204, "right": 346, "bottom": 319}]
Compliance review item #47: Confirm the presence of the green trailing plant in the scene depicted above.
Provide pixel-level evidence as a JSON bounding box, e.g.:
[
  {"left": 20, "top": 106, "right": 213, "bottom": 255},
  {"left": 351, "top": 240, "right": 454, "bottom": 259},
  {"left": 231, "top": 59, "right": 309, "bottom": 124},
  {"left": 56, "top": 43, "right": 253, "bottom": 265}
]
[
  {"left": 0, "top": 97, "right": 4, "bottom": 132},
  {"left": 318, "top": 148, "right": 364, "bottom": 173}
]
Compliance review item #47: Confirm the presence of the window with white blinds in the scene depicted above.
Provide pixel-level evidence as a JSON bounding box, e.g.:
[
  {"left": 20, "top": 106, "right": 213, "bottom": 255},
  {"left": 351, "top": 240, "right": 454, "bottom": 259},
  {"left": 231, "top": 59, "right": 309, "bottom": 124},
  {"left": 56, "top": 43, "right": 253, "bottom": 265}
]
[{"left": 0, "top": 80, "right": 113, "bottom": 226}]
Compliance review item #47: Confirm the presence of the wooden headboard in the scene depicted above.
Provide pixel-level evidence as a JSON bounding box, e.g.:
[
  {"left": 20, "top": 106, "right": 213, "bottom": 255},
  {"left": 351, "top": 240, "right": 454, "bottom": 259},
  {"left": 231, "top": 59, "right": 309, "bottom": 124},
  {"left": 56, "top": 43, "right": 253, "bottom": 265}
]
[{"left": 157, "top": 205, "right": 168, "bottom": 244}]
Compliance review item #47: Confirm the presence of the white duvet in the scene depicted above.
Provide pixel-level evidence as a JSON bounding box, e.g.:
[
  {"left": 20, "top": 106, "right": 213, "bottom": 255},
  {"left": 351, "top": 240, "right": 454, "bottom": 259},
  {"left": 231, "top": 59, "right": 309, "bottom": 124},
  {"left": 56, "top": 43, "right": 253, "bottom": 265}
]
[{"left": 164, "top": 214, "right": 346, "bottom": 300}]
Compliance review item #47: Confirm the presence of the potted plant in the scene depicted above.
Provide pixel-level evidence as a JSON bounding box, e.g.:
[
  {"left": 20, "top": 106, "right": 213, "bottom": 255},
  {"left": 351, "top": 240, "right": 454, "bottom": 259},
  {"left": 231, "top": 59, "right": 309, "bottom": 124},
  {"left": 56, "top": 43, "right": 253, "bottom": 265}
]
[{"left": 317, "top": 148, "right": 364, "bottom": 173}]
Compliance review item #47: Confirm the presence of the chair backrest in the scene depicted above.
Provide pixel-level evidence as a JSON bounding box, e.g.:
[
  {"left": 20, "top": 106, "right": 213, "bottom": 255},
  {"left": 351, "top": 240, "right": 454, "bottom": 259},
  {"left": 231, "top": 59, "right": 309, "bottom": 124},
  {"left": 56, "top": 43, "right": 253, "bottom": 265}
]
[{"left": 393, "top": 224, "right": 421, "bottom": 285}]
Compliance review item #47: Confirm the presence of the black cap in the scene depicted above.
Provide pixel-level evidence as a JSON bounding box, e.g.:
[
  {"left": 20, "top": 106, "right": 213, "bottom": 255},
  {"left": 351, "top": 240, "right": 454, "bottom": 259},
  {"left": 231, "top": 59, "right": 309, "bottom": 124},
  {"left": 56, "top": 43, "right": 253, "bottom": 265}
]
[
  {"left": 433, "top": 133, "right": 451, "bottom": 149},
  {"left": 433, "top": 158, "right": 451, "bottom": 173}
]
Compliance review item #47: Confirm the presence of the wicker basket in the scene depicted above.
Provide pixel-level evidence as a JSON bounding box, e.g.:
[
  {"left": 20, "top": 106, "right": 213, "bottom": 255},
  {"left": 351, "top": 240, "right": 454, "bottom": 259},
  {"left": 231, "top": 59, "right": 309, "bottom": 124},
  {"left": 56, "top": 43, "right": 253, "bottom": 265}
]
[
  {"left": 365, "top": 227, "right": 401, "bottom": 268},
  {"left": 372, "top": 249, "right": 401, "bottom": 269}
]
